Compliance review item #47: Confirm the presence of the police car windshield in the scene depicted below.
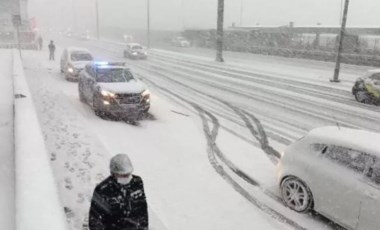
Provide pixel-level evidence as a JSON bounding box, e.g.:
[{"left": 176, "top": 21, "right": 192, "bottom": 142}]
[
  {"left": 96, "top": 68, "right": 135, "bottom": 83},
  {"left": 71, "top": 52, "right": 93, "bottom": 61}
]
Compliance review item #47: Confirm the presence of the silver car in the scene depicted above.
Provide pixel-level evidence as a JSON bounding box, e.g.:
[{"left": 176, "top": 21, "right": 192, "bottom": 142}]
[
  {"left": 277, "top": 126, "right": 380, "bottom": 230},
  {"left": 60, "top": 47, "right": 93, "bottom": 81}
]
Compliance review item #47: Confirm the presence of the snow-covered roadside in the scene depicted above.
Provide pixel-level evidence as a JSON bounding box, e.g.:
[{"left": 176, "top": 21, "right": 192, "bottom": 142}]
[
  {"left": 150, "top": 46, "right": 370, "bottom": 83},
  {"left": 0, "top": 49, "right": 15, "bottom": 230},
  {"left": 21, "top": 48, "right": 288, "bottom": 230},
  {"left": 12, "top": 49, "right": 68, "bottom": 230},
  {"left": 22, "top": 49, "right": 167, "bottom": 230}
]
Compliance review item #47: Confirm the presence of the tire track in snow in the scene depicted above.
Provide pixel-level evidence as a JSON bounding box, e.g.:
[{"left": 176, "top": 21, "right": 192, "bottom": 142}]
[
  {"left": 194, "top": 103, "right": 307, "bottom": 230},
  {"left": 144, "top": 61, "right": 378, "bottom": 131},
  {"left": 133, "top": 68, "right": 297, "bottom": 144},
  {"left": 87, "top": 41, "right": 346, "bottom": 229},
  {"left": 79, "top": 41, "right": 345, "bottom": 229},
  {"left": 89, "top": 42, "right": 306, "bottom": 141},
  {"left": 140, "top": 77, "right": 309, "bottom": 230},
  {"left": 220, "top": 101, "right": 281, "bottom": 163}
]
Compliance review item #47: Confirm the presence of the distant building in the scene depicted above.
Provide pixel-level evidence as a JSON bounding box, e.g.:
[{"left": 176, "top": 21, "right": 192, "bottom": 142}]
[{"left": 0, "top": 0, "right": 37, "bottom": 48}]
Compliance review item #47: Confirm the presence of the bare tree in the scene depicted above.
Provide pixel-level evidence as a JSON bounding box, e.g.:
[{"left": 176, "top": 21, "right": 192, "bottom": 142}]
[{"left": 216, "top": 0, "right": 224, "bottom": 62}]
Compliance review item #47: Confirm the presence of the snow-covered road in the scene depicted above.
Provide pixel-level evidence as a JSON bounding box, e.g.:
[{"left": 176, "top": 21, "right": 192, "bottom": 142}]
[
  {"left": 22, "top": 36, "right": 380, "bottom": 230},
  {"left": 22, "top": 47, "right": 286, "bottom": 230}
]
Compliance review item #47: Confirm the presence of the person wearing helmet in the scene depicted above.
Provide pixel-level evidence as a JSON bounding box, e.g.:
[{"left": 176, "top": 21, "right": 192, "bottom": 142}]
[{"left": 89, "top": 154, "right": 148, "bottom": 230}]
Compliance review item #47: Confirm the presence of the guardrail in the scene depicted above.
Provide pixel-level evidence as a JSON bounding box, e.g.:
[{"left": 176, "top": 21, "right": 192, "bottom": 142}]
[
  {"left": 12, "top": 50, "right": 68, "bottom": 230},
  {"left": 0, "top": 43, "right": 38, "bottom": 50}
]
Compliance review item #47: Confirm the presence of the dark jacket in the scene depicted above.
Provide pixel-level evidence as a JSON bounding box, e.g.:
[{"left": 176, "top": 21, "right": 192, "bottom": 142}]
[
  {"left": 48, "top": 43, "right": 55, "bottom": 52},
  {"left": 89, "top": 175, "right": 148, "bottom": 230}
]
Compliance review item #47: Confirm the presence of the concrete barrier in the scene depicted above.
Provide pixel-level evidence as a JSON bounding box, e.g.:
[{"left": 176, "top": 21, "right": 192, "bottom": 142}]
[{"left": 12, "top": 50, "right": 68, "bottom": 230}]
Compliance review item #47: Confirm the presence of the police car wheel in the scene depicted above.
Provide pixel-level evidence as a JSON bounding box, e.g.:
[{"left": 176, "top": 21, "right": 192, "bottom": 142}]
[{"left": 94, "top": 110, "right": 106, "bottom": 119}]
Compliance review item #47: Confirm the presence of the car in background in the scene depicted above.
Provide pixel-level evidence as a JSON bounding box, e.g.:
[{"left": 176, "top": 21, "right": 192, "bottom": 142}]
[
  {"left": 171, "top": 36, "right": 191, "bottom": 47},
  {"left": 123, "top": 43, "right": 147, "bottom": 60},
  {"left": 78, "top": 61, "right": 150, "bottom": 122},
  {"left": 78, "top": 33, "right": 90, "bottom": 41},
  {"left": 277, "top": 126, "right": 380, "bottom": 230},
  {"left": 65, "top": 31, "right": 72, "bottom": 38},
  {"left": 60, "top": 47, "right": 93, "bottom": 81},
  {"left": 352, "top": 69, "right": 380, "bottom": 105}
]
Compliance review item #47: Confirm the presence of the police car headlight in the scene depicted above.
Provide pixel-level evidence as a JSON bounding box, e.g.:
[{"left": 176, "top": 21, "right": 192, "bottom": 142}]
[
  {"left": 67, "top": 67, "right": 74, "bottom": 73},
  {"left": 132, "top": 52, "right": 138, "bottom": 55},
  {"left": 101, "top": 90, "right": 116, "bottom": 98}
]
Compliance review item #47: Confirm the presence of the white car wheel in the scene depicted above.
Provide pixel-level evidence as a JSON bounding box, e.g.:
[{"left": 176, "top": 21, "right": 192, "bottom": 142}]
[{"left": 281, "top": 177, "right": 313, "bottom": 213}]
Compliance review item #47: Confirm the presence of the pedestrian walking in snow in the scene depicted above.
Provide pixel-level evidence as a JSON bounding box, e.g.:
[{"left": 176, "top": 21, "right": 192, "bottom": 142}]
[
  {"left": 38, "top": 36, "right": 43, "bottom": 50},
  {"left": 89, "top": 154, "right": 149, "bottom": 230},
  {"left": 48, "top": 40, "right": 55, "bottom": 60}
]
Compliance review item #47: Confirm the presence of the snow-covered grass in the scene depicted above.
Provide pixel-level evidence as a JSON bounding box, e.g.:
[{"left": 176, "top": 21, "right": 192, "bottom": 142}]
[
  {"left": 0, "top": 49, "right": 15, "bottom": 230},
  {"left": 13, "top": 49, "right": 68, "bottom": 230}
]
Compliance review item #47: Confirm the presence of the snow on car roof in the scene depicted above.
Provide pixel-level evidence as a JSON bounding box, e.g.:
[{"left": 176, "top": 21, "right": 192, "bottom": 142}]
[
  {"left": 127, "top": 43, "right": 142, "bottom": 46},
  {"left": 307, "top": 126, "right": 380, "bottom": 157},
  {"left": 67, "top": 47, "right": 91, "bottom": 53},
  {"left": 367, "top": 69, "right": 380, "bottom": 74}
]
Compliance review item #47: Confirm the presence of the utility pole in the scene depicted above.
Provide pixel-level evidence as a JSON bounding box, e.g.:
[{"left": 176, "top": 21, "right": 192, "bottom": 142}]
[
  {"left": 240, "top": 0, "right": 243, "bottom": 26},
  {"left": 181, "top": 0, "right": 185, "bottom": 30},
  {"left": 96, "top": 0, "right": 100, "bottom": 40},
  {"left": 339, "top": 0, "right": 344, "bottom": 24},
  {"left": 12, "top": 15, "right": 22, "bottom": 58},
  {"left": 71, "top": 0, "right": 76, "bottom": 33},
  {"left": 216, "top": 0, "right": 224, "bottom": 62},
  {"left": 331, "top": 0, "right": 350, "bottom": 82},
  {"left": 147, "top": 0, "right": 151, "bottom": 48}
]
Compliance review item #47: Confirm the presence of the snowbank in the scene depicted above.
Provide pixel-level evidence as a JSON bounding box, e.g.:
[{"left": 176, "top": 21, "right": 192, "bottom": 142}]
[
  {"left": 0, "top": 49, "right": 15, "bottom": 230},
  {"left": 12, "top": 50, "right": 68, "bottom": 230}
]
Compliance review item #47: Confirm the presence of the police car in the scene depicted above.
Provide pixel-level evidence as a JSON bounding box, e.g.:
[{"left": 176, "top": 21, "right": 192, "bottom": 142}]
[
  {"left": 78, "top": 62, "right": 150, "bottom": 121},
  {"left": 352, "top": 69, "right": 380, "bottom": 105}
]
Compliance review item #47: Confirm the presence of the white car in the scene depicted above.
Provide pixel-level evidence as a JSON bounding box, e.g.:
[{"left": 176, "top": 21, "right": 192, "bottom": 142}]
[
  {"left": 123, "top": 43, "right": 148, "bottom": 60},
  {"left": 171, "top": 37, "right": 191, "bottom": 47},
  {"left": 277, "top": 126, "right": 380, "bottom": 230},
  {"left": 60, "top": 47, "right": 93, "bottom": 81}
]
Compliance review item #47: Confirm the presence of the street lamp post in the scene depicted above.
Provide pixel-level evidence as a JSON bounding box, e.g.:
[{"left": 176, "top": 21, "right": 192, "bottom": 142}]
[
  {"left": 331, "top": 0, "right": 350, "bottom": 83},
  {"left": 216, "top": 0, "right": 224, "bottom": 62},
  {"left": 240, "top": 0, "right": 243, "bottom": 26},
  {"left": 96, "top": 0, "right": 100, "bottom": 40},
  {"left": 72, "top": 0, "right": 77, "bottom": 32},
  {"left": 147, "top": 0, "right": 150, "bottom": 48}
]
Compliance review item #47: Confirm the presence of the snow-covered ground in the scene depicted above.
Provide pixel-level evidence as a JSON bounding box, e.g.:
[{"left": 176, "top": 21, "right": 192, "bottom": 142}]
[
  {"left": 0, "top": 49, "right": 14, "bottom": 230},
  {"left": 22, "top": 48, "right": 288, "bottom": 230},
  {"left": 19, "top": 35, "right": 380, "bottom": 230}
]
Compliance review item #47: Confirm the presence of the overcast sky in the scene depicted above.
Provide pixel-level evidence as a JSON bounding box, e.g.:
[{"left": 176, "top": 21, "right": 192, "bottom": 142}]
[{"left": 28, "top": 0, "right": 380, "bottom": 32}]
